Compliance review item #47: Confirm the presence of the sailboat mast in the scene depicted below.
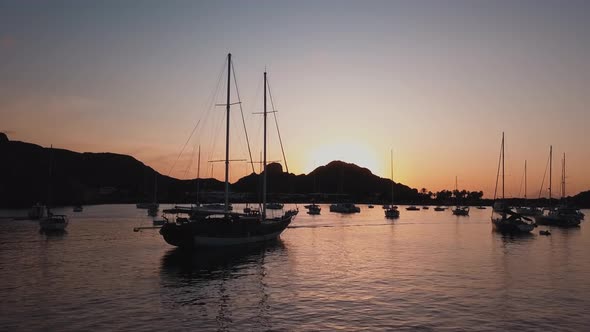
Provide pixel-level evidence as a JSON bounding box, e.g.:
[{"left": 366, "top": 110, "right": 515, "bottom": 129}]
[
  {"left": 390, "top": 149, "right": 394, "bottom": 204},
  {"left": 524, "top": 160, "right": 527, "bottom": 199},
  {"left": 47, "top": 145, "right": 53, "bottom": 209},
  {"left": 501, "top": 132, "right": 505, "bottom": 200},
  {"left": 263, "top": 71, "right": 268, "bottom": 218},
  {"left": 549, "top": 145, "right": 553, "bottom": 205},
  {"left": 224, "top": 53, "right": 231, "bottom": 214},
  {"left": 562, "top": 153, "right": 566, "bottom": 198},
  {"left": 196, "top": 145, "right": 200, "bottom": 206}
]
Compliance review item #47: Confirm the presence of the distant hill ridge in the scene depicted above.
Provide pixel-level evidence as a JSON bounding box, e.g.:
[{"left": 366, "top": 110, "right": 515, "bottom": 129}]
[{"left": 1, "top": 134, "right": 589, "bottom": 208}]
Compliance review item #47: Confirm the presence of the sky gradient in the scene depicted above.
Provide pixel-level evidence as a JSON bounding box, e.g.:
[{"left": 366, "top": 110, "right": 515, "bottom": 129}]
[{"left": 1, "top": 1, "right": 589, "bottom": 198}]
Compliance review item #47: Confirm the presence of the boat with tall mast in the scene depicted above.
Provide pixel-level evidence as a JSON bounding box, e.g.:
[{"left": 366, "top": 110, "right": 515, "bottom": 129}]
[
  {"left": 385, "top": 150, "right": 399, "bottom": 219},
  {"left": 515, "top": 160, "right": 541, "bottom": 216},
  {"left": 491, "top": 133, "right": 536, "bottom": 233},
  {"left": 452, "top": 176, "right": 469, "bottom": 216},
  {"left": 535, "top": 150, "right": 582, "bottom": 227},
  {"left": 160, "top": 54, "right": 293, "bottom": 248},
  {"left": 39, "top": 145, "right": 69, "bottom": 231}
]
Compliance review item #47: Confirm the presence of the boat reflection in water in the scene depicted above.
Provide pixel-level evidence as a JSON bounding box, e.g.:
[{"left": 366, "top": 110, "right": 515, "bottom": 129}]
[
  {"left": 160, "top": 239, "right": 286, "bottom": 276},
  {"left": 159, "top": 240, "right": 287, "bottom": 331}
]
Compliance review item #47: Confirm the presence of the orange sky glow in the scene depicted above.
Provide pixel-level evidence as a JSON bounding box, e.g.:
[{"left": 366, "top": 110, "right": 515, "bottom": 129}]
[{"left": 1, "top": 2, "right": 589, "bottom": 198}]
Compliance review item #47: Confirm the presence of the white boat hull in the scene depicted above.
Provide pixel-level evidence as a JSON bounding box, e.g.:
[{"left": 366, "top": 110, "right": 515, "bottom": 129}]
[
  {"left": 39, "top": 221, "right": 68, "bottom": 231},
  {"left": 193, "top": 229, "right": 285, "bottom": 247}
]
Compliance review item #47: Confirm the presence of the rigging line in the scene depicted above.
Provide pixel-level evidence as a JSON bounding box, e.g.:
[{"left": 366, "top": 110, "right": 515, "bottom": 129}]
[
  {"left": 517, "top": 161, "right": 525, "bottom": 198},
  {"left": 167, "top": 117, "right": 202, "bottom": 177},
  {"left": 493, "top": 136, "right": 502, "bottom": 201},
  {"left": 266, "top": 76, "right": 289, "bottom": 173},
  {"left": 538, "top": 152, "right": 550, "bottom": 199},
  {"left": 183, "top": 144, "right": 197, "bottom": 179},
  {"left": 166, "top": 57, "right": 227, "bottom": 177},
  {"left": 231, "top": 60, "right": 256, "bottom": 175}
]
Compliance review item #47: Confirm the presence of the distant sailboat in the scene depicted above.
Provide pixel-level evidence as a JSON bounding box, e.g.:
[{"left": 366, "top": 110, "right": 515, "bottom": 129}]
[
  {"left": 307, "top": 203, "right": 321, "bottom": 215},
  {"left": 39, "top": 145, "right": 69, "bottom": 231},
  {"left": 159, "top": 54, "right": 294, "bottom": 248},
  {"left": 385, "top": 150, "right": 399, "bottom": 219},
  {"left": 330, "top": 203, "right": 360, "bottom": 213},
  {"left": 452, "top": 176, "right": 469, "bottom": 216},
  {"left": 147, "top": 174, "right": 159, "bottom": 217},
  {"left": 534, "top": 150, "right": 582, "bottom": 227}
]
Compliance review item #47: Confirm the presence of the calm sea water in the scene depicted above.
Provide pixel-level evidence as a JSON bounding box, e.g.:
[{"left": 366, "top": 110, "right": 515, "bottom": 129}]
[{"left": 1, "top": 204, "right": 589, "bottom": 331}]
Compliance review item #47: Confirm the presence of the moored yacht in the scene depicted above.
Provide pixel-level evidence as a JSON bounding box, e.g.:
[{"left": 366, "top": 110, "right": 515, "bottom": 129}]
[
  {"left": 452, "top": 206, "right": 470, "bottom": 216},
  {"left": 534, "top": 152, "right": 582, "bottom": 227},
  {"left": 40, "top": 209, "right": 69, "bottom": 231},
  {"left": 160, "top": 55, "right": 293, "bottom": 248},
  {"left": 330, "top": 203, "right": 360, "bottom": 213},
  {"left": 490, "top": 133, "right": 536, "bottom": 233},
  {"left": 307, "top": 204, "right": 321, "bottom": 215},
  {"left": 384, "top": 150, "right": 400, "bottom": 219}
]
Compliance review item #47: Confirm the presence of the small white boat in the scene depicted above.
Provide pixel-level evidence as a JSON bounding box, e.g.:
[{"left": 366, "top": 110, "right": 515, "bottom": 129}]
[{"left": 40, "top": 211, "right": 69, "bottom": 231}]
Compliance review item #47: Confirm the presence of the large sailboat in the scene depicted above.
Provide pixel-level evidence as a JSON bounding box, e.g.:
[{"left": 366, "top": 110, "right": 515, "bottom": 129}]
[
  {"left": 490, "top": 133, "right": 536, "bottom": 233},
  {"left": 160, "top": 54, "right": 294, "bottom": 248}
]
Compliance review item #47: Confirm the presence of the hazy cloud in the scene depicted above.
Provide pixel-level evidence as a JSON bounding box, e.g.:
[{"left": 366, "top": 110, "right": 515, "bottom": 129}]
[{"left": 0, "top": 35, "right": 15, "bottom": 50}]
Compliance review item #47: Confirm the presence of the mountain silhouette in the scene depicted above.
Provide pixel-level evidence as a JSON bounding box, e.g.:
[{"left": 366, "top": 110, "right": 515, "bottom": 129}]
[{"left": 1, "top": 134, "right": 589, "bottom": 208}]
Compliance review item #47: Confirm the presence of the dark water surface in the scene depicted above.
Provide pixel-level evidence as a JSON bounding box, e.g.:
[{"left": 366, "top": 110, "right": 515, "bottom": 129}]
[{"left": 1, "top": 205, "right": 589, "bottom": 331}]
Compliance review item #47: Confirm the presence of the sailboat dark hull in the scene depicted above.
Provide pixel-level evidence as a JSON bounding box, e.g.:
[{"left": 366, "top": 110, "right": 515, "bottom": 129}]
[
  {"left": 491, "top": 217, "right": 536, "bottom": 233},
  {"left": 160, "top": 215, "right": 292, "bottom": 249},
  {"left": 534, "top": 215, "right": 580, "bottom": 227}
]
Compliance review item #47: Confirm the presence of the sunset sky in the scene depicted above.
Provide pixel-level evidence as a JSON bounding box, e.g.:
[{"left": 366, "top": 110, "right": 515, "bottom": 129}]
[{"left": 2, "top": 1, "right": 589, "bottom": 198}]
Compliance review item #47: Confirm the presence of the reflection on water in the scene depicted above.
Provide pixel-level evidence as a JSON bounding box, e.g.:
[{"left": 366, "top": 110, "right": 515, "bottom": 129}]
[
  {"left": 39, "top": 229, "right": 68, "bottom": 237},
  {"left": 160, "top": 239, "right": 286, "bottom": 279},
  {"left": 159, "top": 240, "right": 286, "bottom": 332},
  {"left": 0, "top": 204, "right": 589, "bottom": 331}
]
